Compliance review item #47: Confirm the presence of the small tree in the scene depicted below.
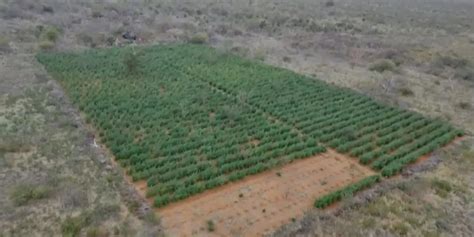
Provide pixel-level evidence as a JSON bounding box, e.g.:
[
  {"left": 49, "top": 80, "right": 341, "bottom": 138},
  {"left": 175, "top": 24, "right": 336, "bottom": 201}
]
[
  {"left": 123, "top": 49, "right": 140, "bottom": 74},
  {"left": 189, "top": 33, "right": 208, "bottom": 44},
  {"left": 369, "top": 59, "right": 396, "bottom": 73},
  {"left": 207, "top": 220, "right": 215, "bottom": 232},
  {"left": 325, "top": 0, "right": 335, "bottom": 7}
]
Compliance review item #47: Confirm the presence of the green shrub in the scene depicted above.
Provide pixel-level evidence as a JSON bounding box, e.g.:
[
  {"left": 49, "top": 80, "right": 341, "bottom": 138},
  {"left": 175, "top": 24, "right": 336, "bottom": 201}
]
[
  {"left": 189, "top": 33, "right": 208, "bottom": 44},
  {"left": 282, "top": 56, "right": 291, "bottom": 62},
  {"left": 76, "top": 32, "right": 95, "bottom": 47},
  {"left": 0, "top": 138, "right": 30, "bottom": 153},
  {"left": 391, "top": 222, "right": 410, "bottom": 236},
  {"left": 92, "top": 204, "right": 120, "bottom": 221},
  {"left": 143, "top": 211, "right": 160, "bottom": 224},
  {"left": 39, "top": 40, "right": 55, "bottom": 51},
  {"left": 458, "top": 102, "right": 471, "bottom": 110},
  {"left": 62, "top": 216, "right": 88, "bottom": 237},
  {"left": 40, "top": 26, "right": 60, "bottom": 42},
  {"left": 0, "top": 36, "right": 11, "bottom": 53},
  {"left": 10, "top": 184, "right": 50, "bottom": 206},
  {"left": 325, "top": 0, "right": 335, "bottom": 7},
  {"left": 361, "top": 217, "right": 377, "bottom": 228},
  {"left": 86, "top": 227, "right": 108, "bottom": 237},
  {"left": 399, "top": 87, "right": 414, "bottom": 96},
  {"left": 431, "top": 178, "right": 452, "bottom": 198},
  {"left": 92, "top": 10, "right": 103, "bottom": 18},
  {"left": 433, "top": 55, "right": 468, "bottom": 69},
  {"left": 253, "top": 48, "right": 266, "bottom": 61},
  {"left": 429, "top": 54, "right": 473, "bottom": 81},
  {"left": 123, "top": 50, "right": 140, "bottom": 73},
  {"left": 207, "top": 220, "right": 215, "bottom": 232},
  {"left": 454, "top": 67, "right": 474, "bottom": 82},
  {"left": 369, "top": 59, "right": 397, "bottom": 73},
  {"left": 42, "top": 5, "right": 54, "bottom": 13},
  {"left": 380, "top": 49, "right": 405, "bottom": 66}
]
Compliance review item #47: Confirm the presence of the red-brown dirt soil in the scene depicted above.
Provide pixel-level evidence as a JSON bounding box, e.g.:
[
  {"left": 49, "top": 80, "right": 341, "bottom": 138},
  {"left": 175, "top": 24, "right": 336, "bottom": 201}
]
[{"left": 154, "top": 149, "right": 375, "bottom": 237}]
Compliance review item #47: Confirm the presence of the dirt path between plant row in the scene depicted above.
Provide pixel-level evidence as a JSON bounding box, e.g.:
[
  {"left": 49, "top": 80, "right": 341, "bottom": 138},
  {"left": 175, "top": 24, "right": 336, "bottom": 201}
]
[{"left": 139, "top": 149, "right": 375, "bottom": 237}]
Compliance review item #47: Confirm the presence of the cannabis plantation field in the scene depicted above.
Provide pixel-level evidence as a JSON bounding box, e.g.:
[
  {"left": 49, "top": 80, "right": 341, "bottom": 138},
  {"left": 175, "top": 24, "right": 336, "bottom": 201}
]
[{"left": 37, "top": 44, "right": 462, "bottom": 208}]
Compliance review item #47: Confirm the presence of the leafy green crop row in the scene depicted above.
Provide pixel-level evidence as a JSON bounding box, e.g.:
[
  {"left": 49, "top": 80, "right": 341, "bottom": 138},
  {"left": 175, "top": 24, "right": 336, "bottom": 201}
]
[
  {"left": 37, "top": 44, "right": 462, "bottom": 208},
  {"left": 156, "top": 44, "right": 462, "bottom": 172},
  {"left": 314, "top": 175, "right": 381, "bottom": 208},
  {"left": 36, "top": 46, "right": 326, "bottom": 207}
]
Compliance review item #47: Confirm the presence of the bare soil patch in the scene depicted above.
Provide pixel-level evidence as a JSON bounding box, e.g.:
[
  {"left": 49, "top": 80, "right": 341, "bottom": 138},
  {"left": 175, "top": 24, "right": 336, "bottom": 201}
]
[{"left": 152, "top": 150, "right": 374, "bottom": 237}]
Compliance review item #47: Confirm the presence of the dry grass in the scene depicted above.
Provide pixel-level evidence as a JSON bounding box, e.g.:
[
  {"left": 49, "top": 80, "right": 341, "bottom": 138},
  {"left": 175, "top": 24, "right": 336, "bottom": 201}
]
[
  {"left": 369, "top": 59, "right": 398, "bottom": 73},
  {"left": 188, "top": 32, "right": 208, "bottom": 44},
  {"left": 0, "top": 36, "right": 11, "bottom": 53},
  {"left": 9, "top": 184, "right": 51, "bottom": 206},
  {"left": 0, "top": 54, "right": 162, "bottom": 236}
]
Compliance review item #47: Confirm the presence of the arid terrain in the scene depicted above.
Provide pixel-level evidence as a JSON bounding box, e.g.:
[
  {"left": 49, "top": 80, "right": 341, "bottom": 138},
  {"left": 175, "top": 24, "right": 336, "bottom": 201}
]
[{"left": 1, "top": 0, "right": 473, "bottom": 236}]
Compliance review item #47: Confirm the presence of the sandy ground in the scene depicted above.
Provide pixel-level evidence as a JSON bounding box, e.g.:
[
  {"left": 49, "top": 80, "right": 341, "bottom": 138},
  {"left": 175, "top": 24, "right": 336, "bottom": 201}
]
[{"left": 152, "top": 150, "right": 375, "bottom": 237}]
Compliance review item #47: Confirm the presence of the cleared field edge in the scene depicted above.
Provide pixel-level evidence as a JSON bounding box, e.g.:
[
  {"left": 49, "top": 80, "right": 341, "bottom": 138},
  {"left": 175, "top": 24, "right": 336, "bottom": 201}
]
[
  {"left": 154, "top": 150, "right": 375, "bottom": 210},
  {"left": 156, "top": 150, "right": 376, "bottom": 236},
  {"left": 86, "top": 128, "right": 376, "bottom": 236}
]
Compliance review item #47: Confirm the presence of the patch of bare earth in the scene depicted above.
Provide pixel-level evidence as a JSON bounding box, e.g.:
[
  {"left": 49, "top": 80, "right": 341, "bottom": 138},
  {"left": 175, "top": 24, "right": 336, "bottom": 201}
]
[{"left": 140, "top": 150, "right": 374, "bottom": 237}]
